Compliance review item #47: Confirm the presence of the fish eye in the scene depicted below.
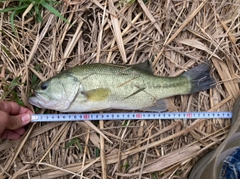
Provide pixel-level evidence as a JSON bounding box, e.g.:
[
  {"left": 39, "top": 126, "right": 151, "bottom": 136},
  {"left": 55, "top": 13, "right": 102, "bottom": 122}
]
[{"left": 41, "top": 82, "right": 48, "bottom": 90}]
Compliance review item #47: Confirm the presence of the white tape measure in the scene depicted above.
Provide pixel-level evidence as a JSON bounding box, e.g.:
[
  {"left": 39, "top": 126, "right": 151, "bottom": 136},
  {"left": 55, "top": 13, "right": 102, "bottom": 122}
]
[{"left": 31, "top": 112, "right": 232, "bottom": 122}]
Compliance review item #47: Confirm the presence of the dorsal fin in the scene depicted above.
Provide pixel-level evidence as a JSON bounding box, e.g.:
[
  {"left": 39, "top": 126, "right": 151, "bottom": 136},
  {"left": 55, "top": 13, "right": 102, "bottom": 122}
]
[{"left": 133, "top": 61, "right": 153, "bottom": 74}]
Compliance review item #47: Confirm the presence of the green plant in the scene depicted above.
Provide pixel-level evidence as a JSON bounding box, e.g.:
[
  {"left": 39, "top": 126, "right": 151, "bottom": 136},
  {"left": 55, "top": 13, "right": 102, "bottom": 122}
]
[
  {"left": 122, "top": 161, "right": 130, "bottom": 170},
  {"left": 1, "top": 76, "right": 24, "bottom": 105},
  {"left": 0, "top": 0, "right": 69, "bottom": 34},
  {"left": 65, "top": 138, "right": 83, "bottom": 153},
  {"left": 151, "top": 172, "right": 160, "bottom": 179},
  {"left": 95, "top": 147, "right": 100, "bottom": 157},
  {"left": 30, "top": 63, "right": 42, "bottom": 89}
]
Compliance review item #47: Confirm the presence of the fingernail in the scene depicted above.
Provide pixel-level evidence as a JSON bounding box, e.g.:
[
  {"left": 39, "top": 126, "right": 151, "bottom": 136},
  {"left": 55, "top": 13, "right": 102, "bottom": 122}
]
[{"left": 21, "top": 114, "right": 31, "bottom": 125}]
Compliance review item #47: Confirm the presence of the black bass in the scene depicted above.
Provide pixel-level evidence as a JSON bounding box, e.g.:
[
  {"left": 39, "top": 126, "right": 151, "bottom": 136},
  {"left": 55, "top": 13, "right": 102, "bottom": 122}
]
[{"left": 28, "top": 62, "right": 215, "bottom": 112}]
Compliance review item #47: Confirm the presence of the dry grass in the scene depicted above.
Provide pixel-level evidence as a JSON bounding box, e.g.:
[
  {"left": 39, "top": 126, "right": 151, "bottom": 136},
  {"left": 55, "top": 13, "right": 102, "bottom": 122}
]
[{"left": 0, "top": 0, "right": 240, "bottom": 178}]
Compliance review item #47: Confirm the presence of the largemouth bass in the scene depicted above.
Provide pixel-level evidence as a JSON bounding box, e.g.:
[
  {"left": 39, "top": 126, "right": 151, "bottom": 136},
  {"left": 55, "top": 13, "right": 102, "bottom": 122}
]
[{"left": 28, "top": 62, "right": 215, "bottom": 112}]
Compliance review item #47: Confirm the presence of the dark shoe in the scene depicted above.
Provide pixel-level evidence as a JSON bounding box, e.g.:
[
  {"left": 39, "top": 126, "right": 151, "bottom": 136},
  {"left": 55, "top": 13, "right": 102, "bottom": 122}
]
[{"left": 189, "top": 96, "right": 240, "bottom": 179}]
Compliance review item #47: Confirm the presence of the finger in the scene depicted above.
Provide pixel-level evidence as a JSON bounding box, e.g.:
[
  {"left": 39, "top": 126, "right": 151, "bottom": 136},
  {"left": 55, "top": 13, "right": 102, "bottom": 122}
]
[
  {"left": 0, "top": 129, "right": 22, "bottom": 139},
  {"left": 14, "top": 127, "right": 26, "bottom": 135},
  {"left": 0, "top": 101, "right": 33, "bottom": 116},
  {"left": 0, "top": 101, "right": 21, "bottom": 115},
  {"left": 18, "top": 106, "right": 33, "bottom": 115},
  {"left": 0, "top": 111, "right": 31, "bottom": 131}
]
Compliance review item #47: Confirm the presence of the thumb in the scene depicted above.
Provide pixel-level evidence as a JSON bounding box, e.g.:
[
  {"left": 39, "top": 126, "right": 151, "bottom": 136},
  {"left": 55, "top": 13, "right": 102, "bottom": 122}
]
[{"left": 5, "top": 113, "right": 31, "bottom": 130}]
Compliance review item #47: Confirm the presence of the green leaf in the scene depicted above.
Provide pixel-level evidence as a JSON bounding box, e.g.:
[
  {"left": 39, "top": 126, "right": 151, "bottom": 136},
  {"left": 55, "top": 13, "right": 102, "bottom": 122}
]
[
  {"left": 31, "top": 73, "right": 40, "bottom": 89},
  {"left": 65, "top": 138, "right": 83, "bottom": 152},
  {"left": 10, "top": 10, "right": 17, "bottom": 35},
  {"left": 9, "top": 76, "right": 22, "bottom": 88},
  {"left": 34, "top": 4, "right": 43, "bottom": 22},
  {"left": 41, "top": 2, "right": 69, "bottom": 24},
  {"left": 65, "top": 138, "right": 78, "bottom": 149},
  {"left": 33, "top": 106, "right": 42, "bottom": 113},
  {"left": 31, "top": 63, "right": 42, "bottom": 88},
  {"left": 13, "top": 91, "right": 24, "bottom": 106},
  {"left": 75, "top": 139, "right": 83, "bottom": 153},
  {"left": 95, "top": 147, "right": 100, "bottom": 157},
  {"left": 1, "top": 45, "right": 11, "bottom": 57},
  {"left": 122, "top": 162, "right": 130, "bottom": 170},
  {"left": 0, "top": 4, "right": 29, "bottom": 13},
  {"left": 0, "top": 1, "right": 69, "bottom": 34},
  {"left": 1, "top": 76, "right": 22, "bottom": 100},
  {"left": 123, "top": 120, "right": 128, "bottom": 126}
]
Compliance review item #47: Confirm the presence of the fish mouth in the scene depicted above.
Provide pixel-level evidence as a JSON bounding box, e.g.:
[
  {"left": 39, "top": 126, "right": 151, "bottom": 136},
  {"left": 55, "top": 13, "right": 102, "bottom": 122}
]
[
  {"left": 28, "top": 96, "right": 42, "bottom": 108},
  {"left": 28, "top": 93, "right": 50, "bottom": 108}
]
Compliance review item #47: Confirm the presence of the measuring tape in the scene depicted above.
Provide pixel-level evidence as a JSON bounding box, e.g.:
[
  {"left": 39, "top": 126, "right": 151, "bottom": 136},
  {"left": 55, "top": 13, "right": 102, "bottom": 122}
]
[{"left": 31, "top": 112, "right": 232, "bottom": 122}]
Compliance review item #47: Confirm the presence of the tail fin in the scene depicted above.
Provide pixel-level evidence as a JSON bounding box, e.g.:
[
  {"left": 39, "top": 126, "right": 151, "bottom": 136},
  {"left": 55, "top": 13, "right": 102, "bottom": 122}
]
[{"left": 182, "top": 63, "right": 215, "bottom": 94}]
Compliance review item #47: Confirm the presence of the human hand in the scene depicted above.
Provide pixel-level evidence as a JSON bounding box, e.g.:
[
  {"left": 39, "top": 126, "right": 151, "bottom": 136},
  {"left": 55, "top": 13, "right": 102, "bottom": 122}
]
[{"left": 0, "top": 101, "right": 33, "bottom": 139}]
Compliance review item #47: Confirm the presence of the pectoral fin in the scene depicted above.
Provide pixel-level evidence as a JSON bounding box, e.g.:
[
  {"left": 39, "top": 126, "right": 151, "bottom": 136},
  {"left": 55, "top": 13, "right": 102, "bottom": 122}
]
[
  {"left": 141, "top": 99, "right": 168, "bottom": 112},
  {"left": 84, "top": 88, "right": 111, "bottom": 101}
]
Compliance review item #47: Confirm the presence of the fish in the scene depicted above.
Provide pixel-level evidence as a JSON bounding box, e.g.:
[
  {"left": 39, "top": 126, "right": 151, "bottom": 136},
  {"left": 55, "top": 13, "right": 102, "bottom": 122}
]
[{"left": 28, "top": 62, "right": 215, "bottom": 112}]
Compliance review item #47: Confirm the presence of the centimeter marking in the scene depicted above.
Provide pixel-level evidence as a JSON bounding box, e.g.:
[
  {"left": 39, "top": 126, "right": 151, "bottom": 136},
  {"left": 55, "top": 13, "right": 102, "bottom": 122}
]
[{"left": 31, "top": 112, "right": 232, "bottom": 122}]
